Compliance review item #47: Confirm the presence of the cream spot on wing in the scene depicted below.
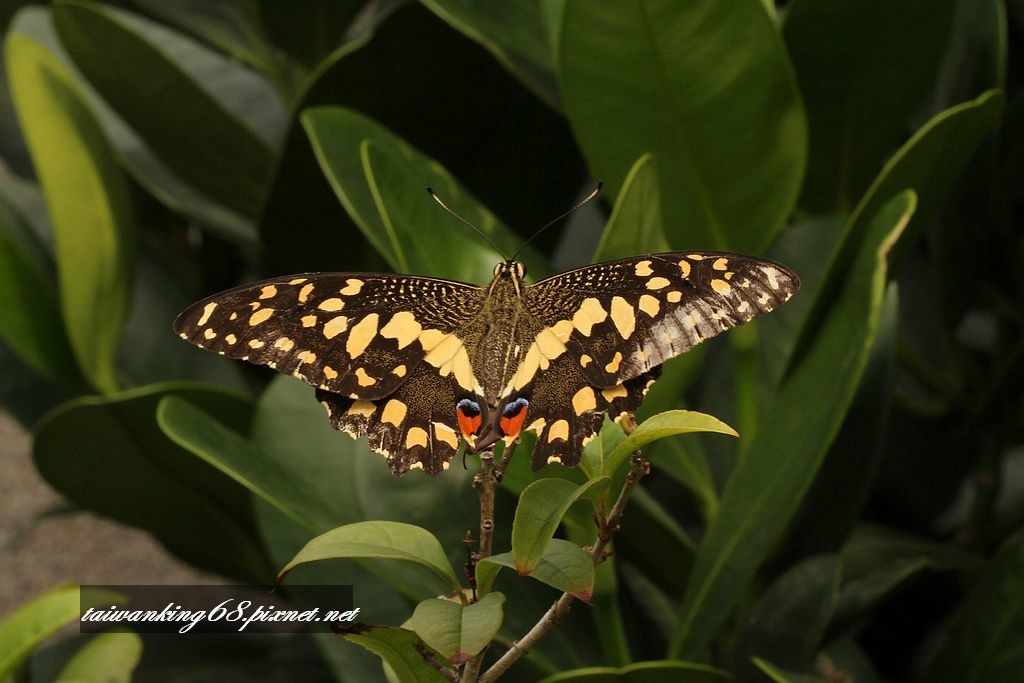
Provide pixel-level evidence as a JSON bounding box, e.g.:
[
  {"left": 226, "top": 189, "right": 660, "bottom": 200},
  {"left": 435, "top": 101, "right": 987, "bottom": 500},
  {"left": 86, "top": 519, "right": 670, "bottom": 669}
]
[
  {"left": 526, "top": 418, "right": 546, "bottom": 432},
  {"left": 346, "top": 314, "right": 379, "bottom": 358},
  {"left": 381, "top": 399, "right": 407, "bottom": 426},
  {"left": 725, "top": 271, "right": 734, "bottom": 280},
  {"left": 580, "top": 354, "right": 592, "bottom": 368},
  {"left": 535, "top": 327, "right": 567, "bottom": 360},
  {"left": 249, "top": 308, "right": 273, "bottom": 326},
  {"left": 380, "top": 311, "right": 422, "bottom": 349},
  {"left": 288, "top": 277, "right": 307, "bottom": 285},
  {"left": 638, "top": 294, "right": 660, "bottom": 317},
  {"left": 197, "top": 302, "right": 217, "bottom": 326},
  {"left": 511, "top": 343, "right": 548, "bottom": 392},
  {"left": 323, "top": 315, "right": 349, "bottom": 340},
  {"left": 547, "top": 419, "right": 569, "bottom": 442},
  {"left": 646, "top": 276, "right": 670, "bottom": 290},
  {"left": 424, "top": 334, "right": 462, "bottom": 367},
  {"left": 354, "top": 368, "right": 376, "bottom": 386},
  {"left": 418, "top": 328, "right": 446, "bottom": 350},
  {"left": 392, "top": 364, "right": 407, "bottom": 377},
  {"left": 301, "top": 314, "right": 317, "bottom": 328},
  {"left": 713, "top": 257, "right": 729, "bottom": 271},
  {"left": 297, "top": 350, "right": 316, "bottom": 364},
  {"left": 318, "top": 298, "right": 344, "bottom": 312},
  {"left": 445, "top": 347, "right": 477, "bottom": 392},
  {"left": 347, "top": 400, "right": 375, "bottom": 417},
  {"left": 711, "top": 279, "right": 731, "bottom": 294},
  {"left": 299, "top": 283, "right": 315, "bottom": 303},
  {"left": 602, "top": 385, "right": 627, "bottom": 402},
  {"left": 259, "top": 285, "right": 277, "bottom": 299},
  {"left": 763, "top": 266, "right": 780, "bottom": 290},
  {"left": 341, "top": 279, "right": 364, "bottom": 296},
  {"left": 605, "top": 351, "right": 623, "bottom": 373},
  {"left": 323, "top": 366, "right": 338, "bottom": 379},
  {"left": 634, "top": 260, "right": 653, "bottom": 276},
  {"left": 572, "top": 297, "right": 608, "bottom": 336},
  {"left": 433, "top": 422, "right": 459, "bottom": 448},
  {"left": 572, "top": 387, "right": 597, "bottom": 415},
  {"left": 229, "top": 312, "right": 238, "bottom": 321},
  {"left": 224, "top": 334, "right": 237, "bottom": 345},
  {"left": 274, "top": 337, "right": 295, "bottom": 351},
  {"left": 678, "top": 260, "right": 692, "bottom": 278},
  {"left": 248, "top": 339, "right": 265, "bottom": 349},
  {"left": 406, "top": 426, "right": 428, "bottom": 449},
  {"left": 550, "top": 319, "right": 574, "bottom": 343},
  {"left": 610, "top": 296, "right": 636, "bottom": 339},
  {"left": 667, "top": 290, "right": 683, "bottom": 303},
  {"left": 687, "top": 254, "right": 704, "bottom": 260},
  {"left": 546, "top": 454, "right": 563, "bottom": 464},
  {"left": 203, "top": 328, "right": 217, "bottom": 340},
  {"left": 249, "top": 302, "right": 261, "bottom": 310}
]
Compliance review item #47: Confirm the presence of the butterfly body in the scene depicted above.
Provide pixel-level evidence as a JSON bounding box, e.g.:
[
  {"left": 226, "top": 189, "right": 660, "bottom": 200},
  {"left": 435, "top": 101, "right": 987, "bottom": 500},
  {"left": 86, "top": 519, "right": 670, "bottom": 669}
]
[{"left": 175, "top": 252, "right": 799, "bottom": 475}]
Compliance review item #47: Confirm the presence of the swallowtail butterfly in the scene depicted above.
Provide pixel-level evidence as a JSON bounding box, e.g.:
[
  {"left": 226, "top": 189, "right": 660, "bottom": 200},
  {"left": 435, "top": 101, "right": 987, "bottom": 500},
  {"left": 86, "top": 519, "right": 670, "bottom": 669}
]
[{"left": 175, "top": 244, "right": 799, "bottom": 474}]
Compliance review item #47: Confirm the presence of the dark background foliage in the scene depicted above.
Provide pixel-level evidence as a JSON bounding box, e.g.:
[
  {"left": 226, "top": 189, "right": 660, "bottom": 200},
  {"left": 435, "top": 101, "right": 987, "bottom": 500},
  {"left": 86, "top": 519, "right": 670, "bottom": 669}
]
[{"left": 0, "top": 1, "right": 1022, "bottom": 681}]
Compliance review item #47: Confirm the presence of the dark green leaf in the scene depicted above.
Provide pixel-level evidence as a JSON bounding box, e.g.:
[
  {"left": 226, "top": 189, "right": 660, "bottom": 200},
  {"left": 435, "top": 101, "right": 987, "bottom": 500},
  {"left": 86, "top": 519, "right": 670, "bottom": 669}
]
[
  {"left": 53, "top": 0, "right": 276, "bottom": 218},
  {"left": 32, "top": 383, "right": 272, "bottom": 581},
  {"left": 752, "top": 658, "right": 826, "bottom": 683},
  {"left": 920, "top": 534, "right": 1024, "bottom": 682},
  {"left": 603, "top": 410, "right": 737, "bottom": 479},
  {"left": 404, "top": 592, "right": 505, "bottom": 664},
  {"left": 559, "top": 0, "right": 806, "bottom": 253},
  {"left": 784, "top": 0, "right": 959, "bottom": 212},
  {"left": 671, "top": 191, "right": 916, "bottom": 658},
  {"left": 279, "top": 521, "right": 461, "bottom": 593},
  {"left": 7, "top": 19, "right": 134, "bottom": 394},
  {"left": 539, "top": 660, "right": 731, "bottom": 683},
  {"left": 480, "top": 539, "right": 595, "bottom": 601},
  {"left": 512, "top": 478, "right": 607, "bottom": 573},
  {"left": 594, "top": 154, "right": 669, "bottom": 262},
  {"left": 341, "top": 625, "right": 451, "bottom": 683}
]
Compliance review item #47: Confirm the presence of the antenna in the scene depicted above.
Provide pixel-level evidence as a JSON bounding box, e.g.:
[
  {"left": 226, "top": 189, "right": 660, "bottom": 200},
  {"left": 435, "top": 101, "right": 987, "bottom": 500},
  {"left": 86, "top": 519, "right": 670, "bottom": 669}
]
[
  {"left": 510, "top": 182, "right": 602, "bottom": 261},
  {"left": 427, "top": 182, "right": 604, "bottom": 263},
  {"left": 426, "top": 187, "right": 507, "bottom": 259}
]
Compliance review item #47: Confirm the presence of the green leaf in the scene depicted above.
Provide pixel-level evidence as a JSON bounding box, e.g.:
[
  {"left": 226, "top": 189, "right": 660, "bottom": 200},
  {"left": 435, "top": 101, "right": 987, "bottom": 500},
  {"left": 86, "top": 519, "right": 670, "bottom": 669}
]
[
  {"left": 0, "top": 195, "right": 79, "bottom": 384},
  {"left": 539, "top": 660, "right": 731, "bottom": 683},
  {"left": 480, "top": 539, "right": 595, "bottom": 601},
  {"left": 54, "top": 632, "right": 142, "bottom": 683},
  {"left": 0, "top": 585, "right": 80, "bottom": 679},
  {"left": 303, "top": 106, "right": 540, "bottom": 282},
  {"left": 603, "top": 410, "right": 738, "bottom": 479},
  {"left": 727, "top": 555, "right": 841, "bottom": 679},
  {"left": 279, "top": 521, "right": 462, "bottom": 593},
  {"left": 6, "top": 22, "right": 134, "bottom": 394},
  {"left": 157, "top": 395, "right": 319, "bottom": 532},
  {"left": 404, "top": 592, "right": 505, "bottom": 664},
  {"left": 53, "top": 0, "right": 276, "bottom": 218},
  {"left": 342, "top": 626, "right": 451, "bottom": 683},
  {"left": 512, "top": 478, "right": 607, "bottom": 574},
  {"left": 422, "top": 0, "right": 561, "bottom": 108},
  {"left": 919, "top": 534, "right": 1024, "bottom": 681},
  {"left": 594, "top": 154, "right": 669, "bottom": 262},
  {"left": 752, "top": 658, "right": 826, "bottom": 683},
  {"left": 32, "top": 383, "right": 272, "bottom": 581},
  {"left": 783, "top": 0, "right": 960, "bottom": 212},
  {"left": 559, "top": 0, "right": 806, "bottom": 253},
  {"left": 670, "top": 191, "right": 916, "bottom": 659}
]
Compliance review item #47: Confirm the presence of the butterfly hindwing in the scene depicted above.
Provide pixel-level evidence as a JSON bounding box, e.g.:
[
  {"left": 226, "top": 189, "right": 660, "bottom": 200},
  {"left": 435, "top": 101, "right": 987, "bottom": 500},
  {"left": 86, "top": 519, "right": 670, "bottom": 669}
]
[
  {"left": 523, "top": 252, "right": 799, "bottom": 388},
  {"left": 174, "top": 273, "right": 485, "bottom": 400}
]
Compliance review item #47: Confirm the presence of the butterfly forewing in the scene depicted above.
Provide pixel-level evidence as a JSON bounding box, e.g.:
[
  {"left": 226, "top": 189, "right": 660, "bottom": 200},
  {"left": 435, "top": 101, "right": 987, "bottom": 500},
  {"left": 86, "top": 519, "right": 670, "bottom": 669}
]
[
  {"left": 173, "top": 273, "right": 484, "bottom": 401},
  {"left": 523, "top": 252, "right": 800, "bottom": 389}
]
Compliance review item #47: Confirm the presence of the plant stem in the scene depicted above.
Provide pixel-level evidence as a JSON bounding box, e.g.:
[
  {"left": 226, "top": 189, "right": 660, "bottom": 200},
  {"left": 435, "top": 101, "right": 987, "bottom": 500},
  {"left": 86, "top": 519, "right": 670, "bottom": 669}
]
[
  {"left": 478, "top": 450, "right": 650, "bottom": 683},
  {"left": 464, "top": 448, "right": 498, "bottom": 683}
]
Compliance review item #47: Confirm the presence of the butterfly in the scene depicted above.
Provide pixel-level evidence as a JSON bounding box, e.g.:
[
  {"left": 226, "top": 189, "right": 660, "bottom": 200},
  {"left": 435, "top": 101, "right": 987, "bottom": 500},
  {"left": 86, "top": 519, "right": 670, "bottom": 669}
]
[{"left": 174, "top": 249, "right": 799, "bottom": 474}]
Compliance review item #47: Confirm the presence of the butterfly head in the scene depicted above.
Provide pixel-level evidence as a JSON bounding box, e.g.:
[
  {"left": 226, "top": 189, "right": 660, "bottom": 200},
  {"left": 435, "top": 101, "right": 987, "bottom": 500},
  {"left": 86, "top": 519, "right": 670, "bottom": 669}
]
[{"left": 492, "top": 260, "right": 526, "bottom": 280}]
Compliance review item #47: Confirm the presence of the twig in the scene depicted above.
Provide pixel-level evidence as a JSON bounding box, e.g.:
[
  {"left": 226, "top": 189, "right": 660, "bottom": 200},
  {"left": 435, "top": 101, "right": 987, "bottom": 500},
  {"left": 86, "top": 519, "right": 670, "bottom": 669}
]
[
  {"left": 464, "top": 448, "right": 498, "bottom": 683},
  {"left": 479, "top": 448, "right": 650, "bottom": 683}
]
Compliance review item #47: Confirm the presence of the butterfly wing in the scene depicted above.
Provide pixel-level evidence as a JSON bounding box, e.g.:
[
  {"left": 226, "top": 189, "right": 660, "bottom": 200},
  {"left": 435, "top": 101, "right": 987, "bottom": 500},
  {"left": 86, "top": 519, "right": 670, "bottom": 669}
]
[
  {"left": 524, "top": 252, "right": 800, "bottom": 388},
  {"left": 509, "top": 252, "right": 799, "bottom": 468},
  {"left": 174, "top": 273, "right": 486, "bottom": 473}
]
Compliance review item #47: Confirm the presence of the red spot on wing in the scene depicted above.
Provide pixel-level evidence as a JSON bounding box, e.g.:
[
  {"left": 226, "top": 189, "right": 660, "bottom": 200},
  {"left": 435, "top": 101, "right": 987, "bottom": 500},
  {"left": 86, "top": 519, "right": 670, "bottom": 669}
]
[
  {"left": 457, "top": 406, "right": 482, "bottom": 438},
  {"left": 499, "top": 403, "right": 528, "bottom": 438}
]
